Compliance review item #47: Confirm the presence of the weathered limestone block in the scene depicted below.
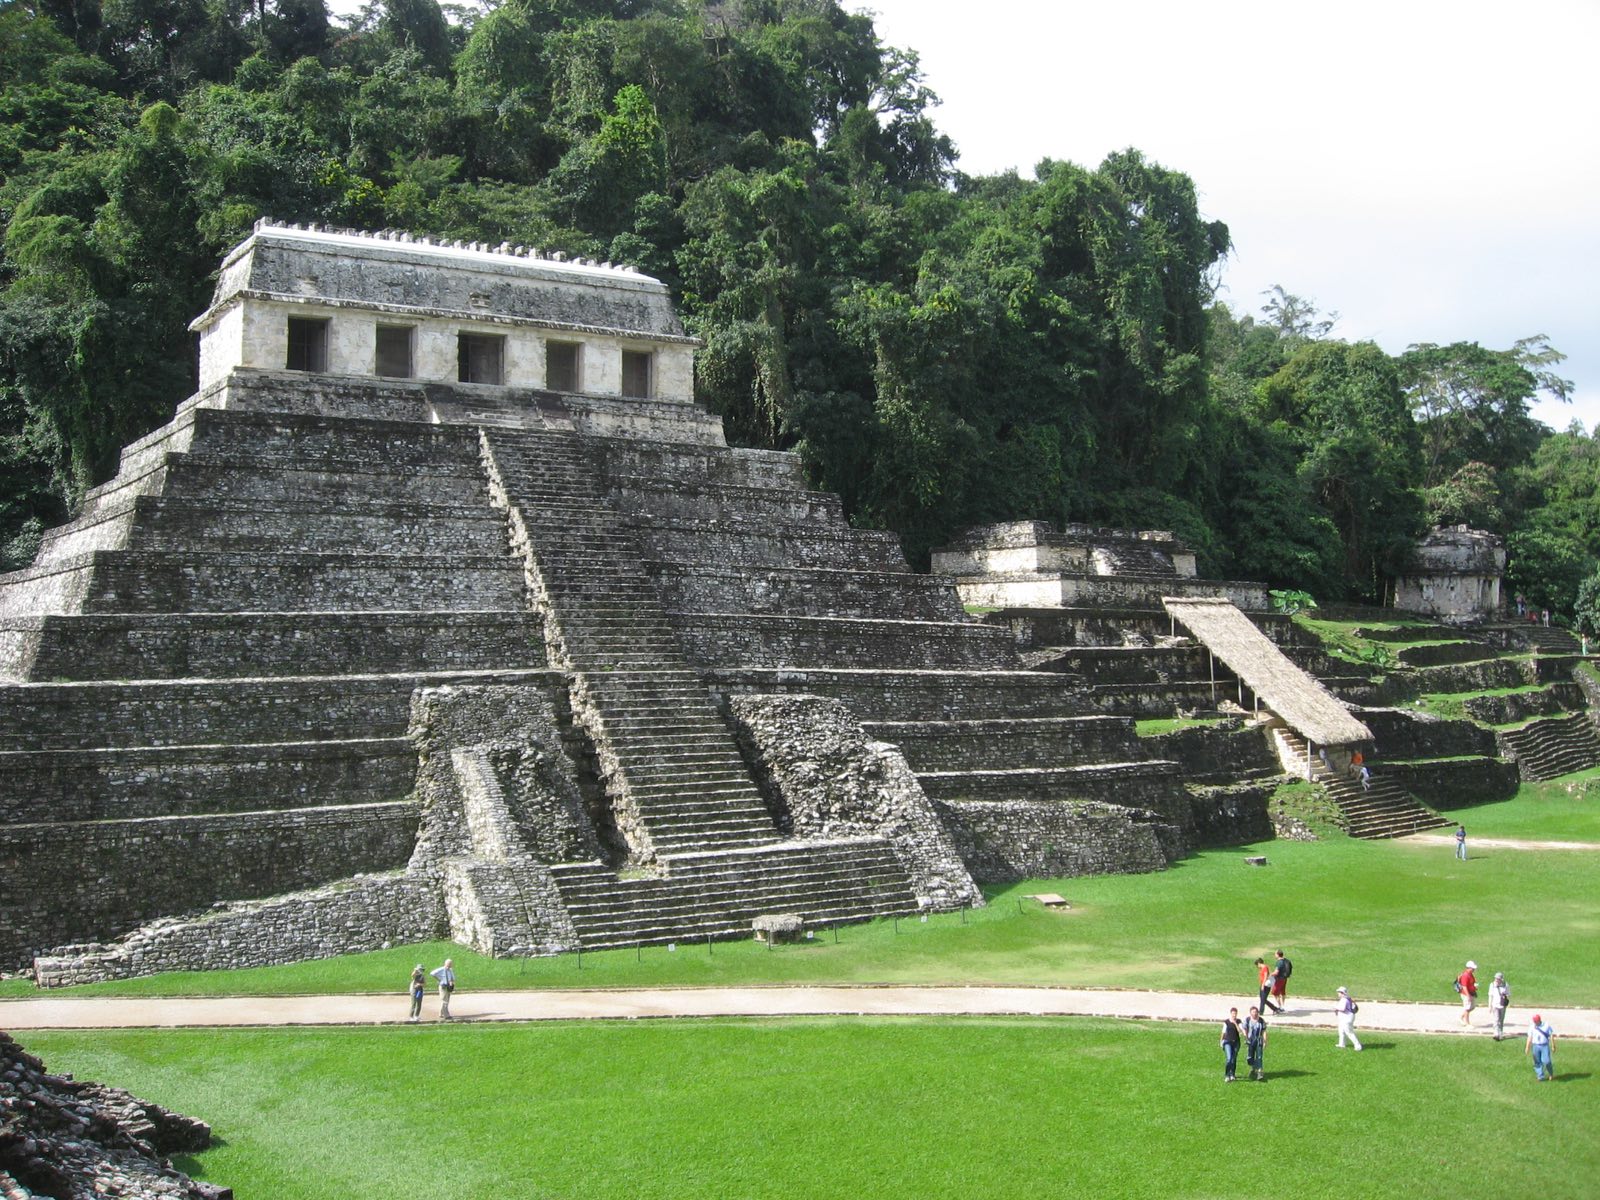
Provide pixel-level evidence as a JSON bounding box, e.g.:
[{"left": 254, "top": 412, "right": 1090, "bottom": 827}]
[
  {"left": 752, "top": 913, "right": 804, "bottom": 942},
  {"left": 933, "top": 798, "right": 1173, "bottom": 883},
  {"left": 409, "top": 684, "right": 598, "bottom": 867},
  {"left": 727, "top": 694, "right": 982, "bottom": 911},
  {"left": 441, "top": 858, "right": 578, "bottom": 957}
]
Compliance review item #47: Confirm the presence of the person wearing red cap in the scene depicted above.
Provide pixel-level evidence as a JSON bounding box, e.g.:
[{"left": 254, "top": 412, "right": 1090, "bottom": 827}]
[
  {"left": 1456, "top": 961, "right": 1478, "bottom": 1025},
  {"left": 1526, "top": 1015, "right": 1556, "bottom": 1081}
]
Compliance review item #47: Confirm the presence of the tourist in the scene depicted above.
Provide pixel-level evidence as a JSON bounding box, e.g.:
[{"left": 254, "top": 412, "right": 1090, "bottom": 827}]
[
  {"left": 1525, "top": 1014, "right": 1556, "bottom": 1081},
  {"left": 1255, "top": 957, "right": 1282, "bottom": 1014},
  {"left": 1335, "top": 986, "right": 1362, "bottom": 1050},
  {"left": 408, "top": 964, "right": 426, "bottom": 1023},
  {"left": 1271, "top": 949, "right": 1292, "bottom": 1010},
  {"left": 1454, "top": 824, "right": 1468, "bottom": 861},
  {"left": 431, "top": 958, "right": 457, "bottom": 1021},
  {"left": 1349, "top": 749, "right": 1364, "bottom": 780},
  {"left": 1244, "top": 1006, "right": 1268, "bottom": 1081},
  {"left": 1220, "top": 1007, "right": 1242, "bottom": 1082},
  {"left": 1359, "top": 762, "right": 1372, "bottom": 791},
  {"left": 1456, "top": 960, "right": 1478, "bottom": 1025},
  {"left": 1489, "top": 971, "right": 1511, "bottom": 1040}
]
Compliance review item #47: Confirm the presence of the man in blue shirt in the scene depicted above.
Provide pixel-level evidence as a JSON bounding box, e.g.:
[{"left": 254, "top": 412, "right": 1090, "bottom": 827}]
[{"left": 1526, "top": 1015, "right": 1556, "bottom": 1081}]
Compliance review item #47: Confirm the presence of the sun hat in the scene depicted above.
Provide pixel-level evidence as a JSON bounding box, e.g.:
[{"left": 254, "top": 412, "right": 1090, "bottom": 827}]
[
  {"left": 1337, "top": 986, "right": 1347, "bottom": 993},
  {"left": 1466, "top": 961, "right": 1477, "bottom": 969},
  {"left": 1494, "top": 971, "right": 1504, "bottom": 980}
]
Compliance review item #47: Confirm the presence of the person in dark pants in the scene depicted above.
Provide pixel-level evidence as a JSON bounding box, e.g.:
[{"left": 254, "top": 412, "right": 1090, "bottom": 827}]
[
  {"left": 1256, "top": 957, "right": 1282, "bottom": 1014},
  {"left": 1220, "top": 1008, "right": 1242, "bottom": 1082},
  {"left": 1244, "top": 1006, "right": 1269, "bottom": 1081}
]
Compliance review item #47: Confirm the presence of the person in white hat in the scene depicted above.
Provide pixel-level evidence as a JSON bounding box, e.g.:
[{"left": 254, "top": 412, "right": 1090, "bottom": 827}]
[
  {"left": 1335, "top": 987, "right": 1362, "bottom": 1050},
  {"left": 1456, "top": 961, "right": 1478, "bottom": 1026},
  {"left": 1489, "top": 971, "right": 1511, "bottom": 1040}
]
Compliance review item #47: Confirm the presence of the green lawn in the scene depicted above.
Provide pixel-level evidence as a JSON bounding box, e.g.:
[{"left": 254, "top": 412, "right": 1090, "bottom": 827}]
[
  {"left": 8, "top": 834, "right": 1596, "bottom": 1007},
  {"left": 1455, "top": 772, "right": 1600, "bottom": 842},
  {"left": 23, "top": 1018, "right": 1597, "bottom": 1200}
]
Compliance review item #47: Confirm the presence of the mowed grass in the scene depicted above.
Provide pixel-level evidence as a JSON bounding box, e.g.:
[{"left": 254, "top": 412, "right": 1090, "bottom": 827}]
[
  {"left": 1455, "top": 772, "right": 1600, "bottom": 842},
  {"left": 7, "top": 833, "right": 1596, "bottom": 1007},
  {"left": 22, "top": 1018, "right": 1598, "bottom": 1200}
]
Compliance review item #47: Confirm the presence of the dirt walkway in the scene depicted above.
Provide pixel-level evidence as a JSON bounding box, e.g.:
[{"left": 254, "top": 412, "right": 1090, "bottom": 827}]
[
  {"left": 3, "top": 985, "right": 1595, "bottom": 1039},
  {"left": 1402, "top": 833, "right": 1600, "bottom": 851}
]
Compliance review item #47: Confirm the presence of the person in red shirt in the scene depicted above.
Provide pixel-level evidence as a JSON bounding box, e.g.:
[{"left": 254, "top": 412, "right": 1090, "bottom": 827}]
[
  {"left": 1256, "top": 957, "right": 1282, "bottom": 1014},
  {"left": 1456, "top": 960, "right": 1478, "bottom": 1026}
]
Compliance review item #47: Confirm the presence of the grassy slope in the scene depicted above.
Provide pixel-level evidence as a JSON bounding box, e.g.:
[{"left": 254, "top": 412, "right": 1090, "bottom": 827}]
[
  {"left": 7, "top": 835, "right": 1595, "bottom": 1006},
  {"left": 1456, "top": 773, "right": 1600, "bottom": 841},
  {"left": 23, "top": 1019, "right": 1598, "bottom": 1200}
]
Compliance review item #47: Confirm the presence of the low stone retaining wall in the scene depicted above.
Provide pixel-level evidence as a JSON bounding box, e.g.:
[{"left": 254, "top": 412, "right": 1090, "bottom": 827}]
[
  {"left": 1384, "top": 758, "right": 1520, "bottom": 809},
  {"left": 933, "top": 798, "right": 1171, "bottom": 882},
  {"left": 33, "top": 871, "right": 443, "bottom": 987}
]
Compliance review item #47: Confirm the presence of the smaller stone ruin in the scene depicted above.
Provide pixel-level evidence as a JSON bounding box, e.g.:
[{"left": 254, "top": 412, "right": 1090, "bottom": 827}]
[
  {"left": 931, "top": 521, "right": 1268, "bottom": 612},
  {"left": 1392, "top": 525, "right": 1505, "bottom": 624},
  {"left": 0, "top": 1031, "right": 230, "bottom": 1199}
]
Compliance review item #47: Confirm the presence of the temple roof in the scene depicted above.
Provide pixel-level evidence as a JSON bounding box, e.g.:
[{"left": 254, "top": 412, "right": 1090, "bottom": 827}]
[{"left": 191, "top": 219, "right": 692, "bottom": 343}]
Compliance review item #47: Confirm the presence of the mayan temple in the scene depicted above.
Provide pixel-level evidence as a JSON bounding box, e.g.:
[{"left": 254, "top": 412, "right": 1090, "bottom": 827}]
[{"left": 0, "top": 222, "right": 1359, "bottom": 981}]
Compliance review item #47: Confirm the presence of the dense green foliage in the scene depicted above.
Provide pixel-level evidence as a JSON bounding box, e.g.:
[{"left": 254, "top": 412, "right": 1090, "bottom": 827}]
[
  {"left": 25, "top": 1020, "right": 1600, "bottom": 1199},
  {"left": 0, "top": 0, "right": 1593, "bottom": 600}
]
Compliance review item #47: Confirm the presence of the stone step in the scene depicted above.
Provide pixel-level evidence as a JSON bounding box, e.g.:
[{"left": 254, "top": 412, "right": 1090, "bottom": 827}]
[
  {"left": 0, "top": 610, "right": 546, "bottom": 681},
  {"left": 672, "top": 612, "right": 1016, "bottom": 672},
  {"left": 0, "top": 737, "right": 415, "bottom": 822},
  {"left": 0, "top": 551, "right": 525, "bottom": 618},
  {"left": 0, "top": 668, "right": 558, "bottom": 751},
  {"left": 708, "top": 667, "right": 1095, "bottom": 722},
  {"left": 647, "top": 561, "right": 965, "bottom": 624},
  {"left": 863, "top": 715, "right": 1144, "bottom": 773},
  {"left": 917, "top": 760, "right": 1184, "bottom": 805},
  {"left": 632, "top": 517, "right": 908, "bottom": 573},
  {"left": 548, "top": 839, "right": 918, "bottom": 947}
]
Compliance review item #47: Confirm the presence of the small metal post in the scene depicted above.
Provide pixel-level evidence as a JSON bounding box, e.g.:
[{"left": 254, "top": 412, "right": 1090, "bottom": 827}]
[
  {"left": 707, "top": 933, "right": 713, "bottom": 956},
  {"left": 961, "top": 906, "right": 968, "bottom": 925},
  {"left": 636, "top": 941, "right": 642, "bottom": 963},
  {"left": 832, "top": 925, "right": 839, "bottom": 944},
  {"left": 576, "top": 945, "right": 583, "bottom": 971},
  {"left": 893, "top": 916, "right": 900, "bottom": 935}
]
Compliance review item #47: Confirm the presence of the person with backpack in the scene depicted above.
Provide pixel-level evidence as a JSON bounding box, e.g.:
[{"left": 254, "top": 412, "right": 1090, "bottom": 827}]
[
  {"left": 1525, "top": 1014, "right": 1556, "bottom": 1081},
  {"left": 1456, "top": 961, "right": 1478, "bottom": 1026},
  {"left": 1271, "top": 949, "right": 1292, "bottom": 1009},
  {"left": 1489, "top": 971, "right": 1511, "bottom": 1040},
  {"left": 1335, "top": 986, "right": 1362, "bottom": 1050},
  {"left": 1220, "top": 1008, "right": 1242, "bottom": 1082},
  {"left": 1455, "top": 824, "right": 1468, "bottom": 861}
]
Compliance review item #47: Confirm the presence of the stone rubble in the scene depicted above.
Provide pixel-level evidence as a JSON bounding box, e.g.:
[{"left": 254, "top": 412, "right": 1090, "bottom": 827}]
[{"left": 0, "top": 1031, "right": 230, "bottom": 1199}]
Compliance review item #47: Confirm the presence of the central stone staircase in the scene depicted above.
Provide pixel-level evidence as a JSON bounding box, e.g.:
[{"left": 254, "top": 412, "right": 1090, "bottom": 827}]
[{"left": 481, "top": 427, "right": 922, "bottom": 945}]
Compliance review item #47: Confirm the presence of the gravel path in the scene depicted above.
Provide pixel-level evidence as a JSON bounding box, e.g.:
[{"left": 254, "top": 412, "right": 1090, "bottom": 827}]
[
  {"left": 1402, "top": 833, "right": 1600, "bottom": 851},
  {"left": 3, "top": 985, "right": 1595, "bottom": 1038}
]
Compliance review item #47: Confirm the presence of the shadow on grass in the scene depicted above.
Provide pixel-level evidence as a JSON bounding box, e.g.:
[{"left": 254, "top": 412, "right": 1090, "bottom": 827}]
[
  {"left": 1262, "top": 1069, "right": 1317, "bottom": 1079},
  {"left": 171, "top": 1137, "right": 227, "bottom": 1180},
  {"left": 1553, "top": 1073, "right": 1590, "bottom": 1084}
]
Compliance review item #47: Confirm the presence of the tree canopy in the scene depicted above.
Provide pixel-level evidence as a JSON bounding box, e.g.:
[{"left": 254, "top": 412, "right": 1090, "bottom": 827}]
[{"left": 0, "top": 0, "right": 1592, "bottom": 613}]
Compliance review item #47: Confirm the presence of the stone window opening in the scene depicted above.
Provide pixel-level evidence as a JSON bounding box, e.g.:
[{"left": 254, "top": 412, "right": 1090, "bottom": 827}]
[
  {"left": 458, "top": 332, "right": 505, "bottom": 385},
  {"left": 622, "top": 349, "right": 653, "bottom": 399},
  {"left": 546, "top": 340, "right": 581, "bottom": 392},
  {"left": 375, "top": 324, "right": 414, "bottom": 378},
  {"left": 285, "top": 317, "right": 329, "bottom": 372}
]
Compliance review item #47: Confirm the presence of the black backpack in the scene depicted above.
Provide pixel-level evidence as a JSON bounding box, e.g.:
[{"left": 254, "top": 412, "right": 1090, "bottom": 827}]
[{"left": 1281, "top": 957, "right": 1293, "bottom": 979}]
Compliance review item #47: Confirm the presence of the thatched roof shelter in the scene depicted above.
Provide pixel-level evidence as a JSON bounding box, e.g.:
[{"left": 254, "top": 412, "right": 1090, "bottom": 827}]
[{"left": 1163, "top": 597, "right": 1372, "bottom": 746}]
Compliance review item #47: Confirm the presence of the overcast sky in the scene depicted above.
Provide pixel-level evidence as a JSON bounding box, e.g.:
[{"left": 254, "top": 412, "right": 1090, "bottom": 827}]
[{"left": 857, "top": 0, "right": 1600, "bottom": 431}]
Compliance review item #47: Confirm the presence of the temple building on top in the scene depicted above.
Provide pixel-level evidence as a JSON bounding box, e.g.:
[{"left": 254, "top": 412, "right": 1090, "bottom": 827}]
[{"left": 190, "top": 221, "right": 698, "bottom": 402}]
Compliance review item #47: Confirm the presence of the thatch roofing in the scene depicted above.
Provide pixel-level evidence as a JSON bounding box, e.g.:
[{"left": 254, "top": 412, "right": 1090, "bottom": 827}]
[{"left": 1163, "top": 597, "right": 1372, "bottom": 747}]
